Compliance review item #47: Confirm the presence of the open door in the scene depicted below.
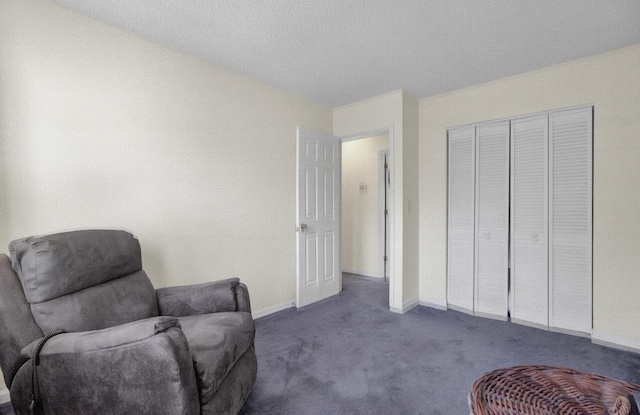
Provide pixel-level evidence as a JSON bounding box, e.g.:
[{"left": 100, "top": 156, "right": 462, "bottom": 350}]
[{"left": 296, "top": 127, "right": 341, "bottom": 308}]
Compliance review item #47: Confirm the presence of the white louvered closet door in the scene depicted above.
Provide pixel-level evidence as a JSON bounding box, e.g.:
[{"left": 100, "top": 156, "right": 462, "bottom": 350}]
[
  {"left": 510, "top": 115, "right": 549, "bottom": 328},
  {"left": 549, "top": 107, "right": 593, "bottom": 334},
  {"left": 447, "top": 126, "right": 476, "bottom": 313},
  {"left": 474, "top": 122, "right": 510, "bottom": 319}
]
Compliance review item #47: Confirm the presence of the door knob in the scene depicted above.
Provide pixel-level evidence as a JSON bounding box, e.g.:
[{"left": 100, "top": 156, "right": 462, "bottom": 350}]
[{"left": 297, "top": 223, "right": 308, "bottom": 232}]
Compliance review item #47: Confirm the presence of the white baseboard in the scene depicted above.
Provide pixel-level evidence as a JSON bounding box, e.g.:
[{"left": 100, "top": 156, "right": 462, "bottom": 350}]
[
  {"left": 0, "top": 388, "right": 9, "bottom": 404},
  {"left": 420, "top": 297, "right": 447, "bottom": 311},
  {"left": 252, "top": 301, "right": 295, "bottom": 320},
  {"left": 592, "top": 330, "right": 640, "bottom": 354},
  {"left": 447, "top": 304, "right": 474, "bottom": 316},
  {"left": 511, "top": 317, "right": 549, "bottom": 332},
  {"left": 550, "top": 326, "right": 590, "bottom": 339},
  {"left": 390, "top": 296, "right": 419, "bottom": 314},
  {"left": 474, "top": 311, "right": 508, "bottom": 322}
]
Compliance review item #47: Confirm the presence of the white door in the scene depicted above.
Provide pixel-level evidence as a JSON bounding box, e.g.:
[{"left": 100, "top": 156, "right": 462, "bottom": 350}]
[
  {"left": 296, "top": 127, "right": 341, "bottom": 308},
  {"left": 474, "top": 121, "right": 510, "bottom": 319},
  {"left": 510, "top": 115, "right": 549, "bottom": 328},
  {"left": 549, "top": 106, "right": 593, "bottom": 334},
  {"left": 447, "top": 125, "right": 476, "bottom": 313}
]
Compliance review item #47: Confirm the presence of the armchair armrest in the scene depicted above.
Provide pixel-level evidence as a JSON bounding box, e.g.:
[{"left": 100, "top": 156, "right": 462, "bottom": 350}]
[
  {"left": 156, "top": 277, "right": 252, "bottom": 317},
  {"left": 234, "top": 281, "right": 252, "bottom": 313},
  {"left": 11, "top": 317, "right": 200, "bottom": 414},
  {"left": 21, "top": 316, "right": 180, "bottom": 357}
]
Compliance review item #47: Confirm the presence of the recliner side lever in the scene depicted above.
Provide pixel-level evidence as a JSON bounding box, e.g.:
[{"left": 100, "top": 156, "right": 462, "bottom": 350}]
[{"left": 29, "top": 330, "right": 64, "bottom": 415}]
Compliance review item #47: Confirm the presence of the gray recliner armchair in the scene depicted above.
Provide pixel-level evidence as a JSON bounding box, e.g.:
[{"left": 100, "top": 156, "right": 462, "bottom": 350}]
[{"left": 0, "top": 229, "right": 257, "bottom": 415}]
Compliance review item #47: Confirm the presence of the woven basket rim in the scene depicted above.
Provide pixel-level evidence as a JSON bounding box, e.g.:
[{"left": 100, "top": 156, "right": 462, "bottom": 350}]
[{"left": 469, "top": 364, "right": 640, "bottom": 415}]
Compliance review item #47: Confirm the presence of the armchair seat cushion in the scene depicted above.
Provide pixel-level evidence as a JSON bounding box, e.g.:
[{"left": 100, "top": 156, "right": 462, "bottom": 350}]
[{"left": 178, "top": 312, "right": 255, "bottom": 405}]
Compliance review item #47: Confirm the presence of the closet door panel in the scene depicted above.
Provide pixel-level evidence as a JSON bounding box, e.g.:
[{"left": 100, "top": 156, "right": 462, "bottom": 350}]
[
  {"left": 474, "top": 122, "right": 510, "bottom": 319},
  {"left": 510, "top": 115, "right": 549, "bottom": 328},
  {"left": 549, "top": 107, "right": 593, "bottom": 334},
  {"left": 447, "top": 126, "right": 475, "bottom": 313}
]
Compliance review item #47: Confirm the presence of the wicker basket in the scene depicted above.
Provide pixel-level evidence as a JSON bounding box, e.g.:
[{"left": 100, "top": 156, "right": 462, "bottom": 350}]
[{"left": 469, "top": 365, "right": 640, "bottom": 415}]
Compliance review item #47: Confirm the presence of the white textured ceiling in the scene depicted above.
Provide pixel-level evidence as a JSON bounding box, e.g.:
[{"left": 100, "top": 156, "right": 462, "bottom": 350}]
[{"left": 52, "top": 0, "right": 640, "bottom": 108}]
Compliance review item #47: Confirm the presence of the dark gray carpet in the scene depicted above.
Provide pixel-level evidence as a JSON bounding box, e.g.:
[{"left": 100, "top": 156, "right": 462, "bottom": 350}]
[
  {"left": 2, "top": 274, "right": 638, "bottom": 415},
  {"left": 239, "top": 273, "right": 640, "bottom": 415}
]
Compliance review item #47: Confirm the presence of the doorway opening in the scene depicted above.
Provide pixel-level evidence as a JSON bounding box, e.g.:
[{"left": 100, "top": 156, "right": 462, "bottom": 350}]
[
  {"left": 341, "top": 130, "right": 393, "bottom": 304},
  {"left": 295, "top": 126, "right": 396, "bottom": 311}
]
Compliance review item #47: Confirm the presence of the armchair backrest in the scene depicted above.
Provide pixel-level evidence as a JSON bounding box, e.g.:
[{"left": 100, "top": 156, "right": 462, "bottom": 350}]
[{"left": 8, "top": 229, "right": 159, "bottom": 334}]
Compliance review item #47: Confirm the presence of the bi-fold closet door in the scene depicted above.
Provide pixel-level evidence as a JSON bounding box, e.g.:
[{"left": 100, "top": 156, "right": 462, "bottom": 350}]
[
  {"left": 447, "top": 122, "right": 510, "bottom": 319},
  {"left": 474, "top": 122, "right": 510, "bottom": 319},
  {"left": 447, "top": 106, "right": 593, "bottom": 334},
  {"left": 447, "top": 126, "right": 476, "bottom": 313},
  {"left": 548, "top": 108, "right": 593, "bottom": 334},
  {"left": 510, "top": 115, "right": 549, "bottom": 328},
  {"left": 511, "top": 107, "right": 593, "bottom": 333}
]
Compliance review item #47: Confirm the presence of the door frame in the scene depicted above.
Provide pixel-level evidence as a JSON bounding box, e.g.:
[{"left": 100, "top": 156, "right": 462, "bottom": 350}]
[
  {"left": 378, "top": 149, "right": 390, "bottom": 281},
  {"left": 340, "top": 126, "right": 395, "bottom": 309}
]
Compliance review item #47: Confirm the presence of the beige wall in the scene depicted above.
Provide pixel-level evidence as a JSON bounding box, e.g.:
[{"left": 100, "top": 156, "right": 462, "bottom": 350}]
[
  {"left": 419, "top": 45, "right": 640, "bottom": 347},
  {"left": 0, "top": 0, "right": 332, "bottom": 327},
  {"left": 334, "top": 90, "right": 420, "bottom": 312},
  {"left": 342, "top": 134, "right": 389, "bottom": 277}
]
